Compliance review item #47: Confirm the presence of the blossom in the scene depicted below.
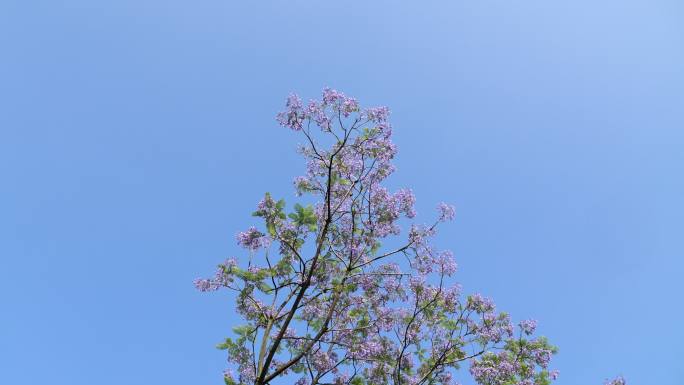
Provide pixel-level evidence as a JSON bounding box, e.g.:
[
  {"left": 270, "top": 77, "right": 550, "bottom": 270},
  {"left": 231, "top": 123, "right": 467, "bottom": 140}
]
[
  {"left": 311, "top": 351, "right": 338, "bottom": 372},
  {"left": 350, "top": 337, "right": 385, "bottom": 360},
  {"left": 236, "top": 226, "right": 270, "bottom": 250},
  {"left": 364, "top": 106, "right": 390, "bottom": 123},
  {"left": 276, "top": 93, "right": 304, "bottom": 130},
  {"left": 605, "top": 376, "right": 626, "bottom": 385},
  {"left": 193, "top": 258, "right": 236, "bottom": 292},
  {"left": 470, "top": 352, "right": 517, "bottom": 384},
  {"left": 394, "top": 188, "right": 417, "bottom": 218},
  {"left": 468, "top": 293, "right": 496, "bottom": 312},
  {"left": 437, "top": 202, "right": 455, "bottom": 221},
  {"left": 437, "top": 250, "right": 458, "bottom": 275},
  {"left": 519, "top": 319, "right": 538, "bottom": 335}
]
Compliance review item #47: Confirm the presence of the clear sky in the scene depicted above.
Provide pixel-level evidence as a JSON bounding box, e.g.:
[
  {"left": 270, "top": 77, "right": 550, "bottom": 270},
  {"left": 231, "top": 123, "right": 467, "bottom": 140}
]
[{"left": 1, "top": 1, "right": 683, "bottom": 384}]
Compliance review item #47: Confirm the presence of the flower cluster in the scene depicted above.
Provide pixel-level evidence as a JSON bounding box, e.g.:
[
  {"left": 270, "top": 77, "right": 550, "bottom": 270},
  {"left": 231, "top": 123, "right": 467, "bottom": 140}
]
[
  {"left": 236, "top": 226, "right": 270, "bottom": 251},
  {"left": 193, "top": 258, "right": 237, "bottom": 292},
  {"left": 519, "top": 319, "right": 538, "bottom": 335},
  {"left": 277, "top": 88, "right": 365, "bottom": 132},
  {"left": 605, "top": 376, "right": 626, "bottom": 385},
  {"left": 437, "top": 202, "right": 456, "bottom": 222}
]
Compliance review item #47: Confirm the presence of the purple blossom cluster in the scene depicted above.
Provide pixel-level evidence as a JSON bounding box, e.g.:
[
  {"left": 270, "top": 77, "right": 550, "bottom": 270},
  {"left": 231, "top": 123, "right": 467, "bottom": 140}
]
[
  {"left": 236, "top": 226, "right": 270, "bottom": 251},
  {"left": 196, "top": 90, "right": 621, "bottom": 385},
  {"left": 193, "top": 258, "right": 236, "bottom": 292},
  {"left": 437, "top": 202, "right": 456, "bottom": 222},
  {"left": 519, "top": 319, "right": 538, "bottom": 335},
  {"left": 277, "top": 88, "right": 365, "bottom": 132},
  {"left": 605, "top": 376, "right": 626, "bottom": 385},
  {"left": 469, "top": 338, "right": 556, "bottom": 385}
]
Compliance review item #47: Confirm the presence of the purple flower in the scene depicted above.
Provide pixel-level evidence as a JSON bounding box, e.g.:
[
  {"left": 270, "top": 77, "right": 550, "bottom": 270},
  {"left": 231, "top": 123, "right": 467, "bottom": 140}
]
[
  {"left": 236, "top": 226, "right": 269, "bottom": 250},
  {"left": 364, "top": 106, "right": 390, "bottom": 123},
  {"left": 311, "top": 351, "right": 338, "bottom": 372},
  {"left": 468, "top": 293, "right": 496, "bottom": 312},
  {"left": 519, "top": 319, "right": 538, "bottom": 335},
  {"left": 470, "top": 352, "right": 518, "bottom": 384},
  {"left": 394, "top": 188, "right": 417, "bottom": 218},
  {"left": 605, "top": 376, "right": 626, "bottom": 385},
  {"left": 276, "top": 93, "right": 304, "bottom": 130},
  {"left": 438, "top": 250, "right": 458, "bottom": 276},
  {"left": 193, "top": 258, "right": 236, "bottom": 292},
  {"left": 193, "top": 278, "right": 215, "bottom": 292},
  {"left": 437, "top": 202, "right": 456, "bottom": 221}
]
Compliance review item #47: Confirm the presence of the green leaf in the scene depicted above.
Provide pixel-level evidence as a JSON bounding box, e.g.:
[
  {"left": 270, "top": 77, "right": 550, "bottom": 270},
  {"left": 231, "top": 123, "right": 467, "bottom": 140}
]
[
  {"left": 224, "top": 377, "right": 235, "bottom": 385},
  {"left": 231, "top": 324, "right": 253, "bottom": 337},
  {"left": 216, "top": 337, "right": 234, "bottom": 350}
]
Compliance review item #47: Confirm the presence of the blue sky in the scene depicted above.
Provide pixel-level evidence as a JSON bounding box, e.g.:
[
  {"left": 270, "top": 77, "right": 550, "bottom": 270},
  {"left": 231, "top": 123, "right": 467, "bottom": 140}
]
[{"left": 1, "top": 1, "right": 683, "bottom": 384}]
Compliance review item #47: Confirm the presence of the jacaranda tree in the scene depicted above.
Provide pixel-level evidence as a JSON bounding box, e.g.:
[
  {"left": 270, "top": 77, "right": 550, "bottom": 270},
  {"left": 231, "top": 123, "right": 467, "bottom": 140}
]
[{"left": 195, "top": 89, "right": 624, "bottom": 385}]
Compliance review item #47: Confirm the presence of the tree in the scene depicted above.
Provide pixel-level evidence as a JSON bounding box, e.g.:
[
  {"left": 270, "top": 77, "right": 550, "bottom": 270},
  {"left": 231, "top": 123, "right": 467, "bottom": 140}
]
[{"left": 195, "top": 89, "right": 619, "bottom": 385}]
